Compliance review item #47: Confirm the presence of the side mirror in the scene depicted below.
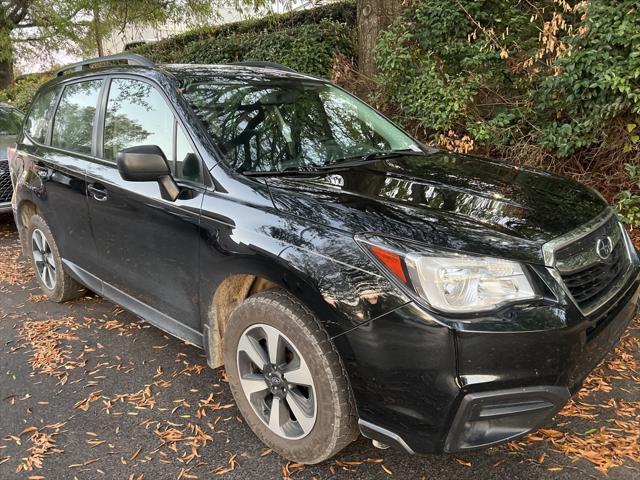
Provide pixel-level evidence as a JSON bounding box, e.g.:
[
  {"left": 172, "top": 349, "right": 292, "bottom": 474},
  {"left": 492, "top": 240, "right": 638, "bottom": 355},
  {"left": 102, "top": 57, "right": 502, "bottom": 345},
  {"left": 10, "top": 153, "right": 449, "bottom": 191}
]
[
  {"left": 116, "top": 145, "right": 179, "bottom": 201},
  {"left": 117, "top": 145, "right": 170, "bottom": 181}
]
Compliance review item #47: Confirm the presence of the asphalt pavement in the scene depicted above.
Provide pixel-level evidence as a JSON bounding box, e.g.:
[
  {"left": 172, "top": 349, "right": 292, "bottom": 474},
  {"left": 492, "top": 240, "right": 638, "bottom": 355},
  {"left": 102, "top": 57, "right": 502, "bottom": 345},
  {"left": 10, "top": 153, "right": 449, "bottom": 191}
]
[{"left": 1, "top": 212, "right": 638, "bottom": 479}]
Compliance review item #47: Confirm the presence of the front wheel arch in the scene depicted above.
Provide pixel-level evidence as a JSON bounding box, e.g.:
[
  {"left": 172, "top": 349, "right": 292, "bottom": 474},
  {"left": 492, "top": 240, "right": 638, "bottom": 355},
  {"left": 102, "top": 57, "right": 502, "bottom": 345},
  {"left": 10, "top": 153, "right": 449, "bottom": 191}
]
[{"left": 203, "top": 269, "right": 331, "bottom": 369}]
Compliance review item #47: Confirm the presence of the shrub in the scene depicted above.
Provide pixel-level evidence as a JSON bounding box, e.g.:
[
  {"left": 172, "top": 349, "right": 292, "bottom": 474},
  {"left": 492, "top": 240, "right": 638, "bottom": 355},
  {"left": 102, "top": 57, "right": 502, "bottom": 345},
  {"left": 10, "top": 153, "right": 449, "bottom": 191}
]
[
  {"left": 0, "top": 73, "right": 51, "bottom": 111},
  {"left": 616, "top": 163, "right": 640, "bottom": 228},
  {"left": 375, "top": 0, "right": 541, "bottom": 148},
  {"left": 534, "top": 1, "right": 640, "bottom": 156},
  {"left": 0, "top": 3, "right": 356, "bottom": 111},
  {"left": 177, "top": 20, "right": 356, "bottom": 77},
  {"left": 130, "top": 1, "right": 356, "bottom": 76},
  {"left": 375, "top": 1, "right": 640, "bottom": 160}
]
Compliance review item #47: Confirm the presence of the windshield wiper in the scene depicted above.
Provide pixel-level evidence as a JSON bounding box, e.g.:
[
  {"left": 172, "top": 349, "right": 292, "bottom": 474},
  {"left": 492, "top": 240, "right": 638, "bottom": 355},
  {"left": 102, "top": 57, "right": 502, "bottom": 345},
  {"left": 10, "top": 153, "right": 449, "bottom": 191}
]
[
  {"left": 242, "top": 149, "right": 427, "bottom": 177},
  {"left": 242, "top": 166, "right": 327, "bottom": 177},
  {"left": 324, "top": 148, "right": 426, "bottom": 169}
]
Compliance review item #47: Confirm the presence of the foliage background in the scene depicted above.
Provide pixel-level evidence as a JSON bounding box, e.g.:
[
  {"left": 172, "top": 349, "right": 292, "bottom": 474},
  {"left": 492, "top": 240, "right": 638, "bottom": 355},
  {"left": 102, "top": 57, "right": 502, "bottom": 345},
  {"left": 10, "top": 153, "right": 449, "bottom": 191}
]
[
  {"left": 1, "top": 0, "right": 638, "bottom": 226},
  {"left": 129, "top": 1, "right": 357, "bottom": 76},
  {"left": 0, "top": 73, "right": 52, "bottom": 111},
  {"left": 372, "top": 0, "right": 640, "bottom": 225}
]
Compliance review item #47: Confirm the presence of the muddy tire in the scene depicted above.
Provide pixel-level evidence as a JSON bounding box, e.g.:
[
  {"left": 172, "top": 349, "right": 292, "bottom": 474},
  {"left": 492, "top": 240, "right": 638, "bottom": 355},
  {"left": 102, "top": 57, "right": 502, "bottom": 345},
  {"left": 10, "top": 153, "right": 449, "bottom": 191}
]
[
  {"left": 27, "top": 214, "right": 85, "bottom": 302},
  {"left": 223, "top": 289, "right": 358, "bottom": 464}
]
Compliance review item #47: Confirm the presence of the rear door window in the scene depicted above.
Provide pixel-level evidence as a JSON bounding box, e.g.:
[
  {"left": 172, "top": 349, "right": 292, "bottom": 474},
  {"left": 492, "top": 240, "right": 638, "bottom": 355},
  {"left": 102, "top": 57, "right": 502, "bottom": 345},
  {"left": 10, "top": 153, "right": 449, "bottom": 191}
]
[
  {"left": 51, "top": 80, "right": 103, "bottom": 155},
  {"left": 25, "top": 87, "right": 60, "bottom": 143}
]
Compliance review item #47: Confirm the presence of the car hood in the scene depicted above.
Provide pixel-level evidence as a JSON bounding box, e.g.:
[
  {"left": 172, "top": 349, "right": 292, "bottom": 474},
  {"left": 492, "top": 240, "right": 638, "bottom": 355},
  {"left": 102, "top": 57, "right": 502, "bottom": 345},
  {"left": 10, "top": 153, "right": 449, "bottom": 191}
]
[{"left": 265, "top": 151, "right": 607, "bottom": 264}]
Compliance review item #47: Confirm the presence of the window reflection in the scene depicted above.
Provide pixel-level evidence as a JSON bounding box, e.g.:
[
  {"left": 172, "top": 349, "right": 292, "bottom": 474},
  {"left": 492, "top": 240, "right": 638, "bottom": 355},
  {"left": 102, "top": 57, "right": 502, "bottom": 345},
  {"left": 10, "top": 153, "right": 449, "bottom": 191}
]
[
  {"left": 27, "top": 87, "right": 60, "bottom": 144},
  {"left": 104, "top": 79, "right": 173, "bottom": 161},
  {"left": 0, "top": 107, "right": 24, "bottom": 134},
  {"left": 183, "top": 80, "right": 417, "bottom": 172},
  {"left": 52, "top": 81, "right": 102, "bottom": 154},
  {"left": 176, "top": 126, "right": 202, "bottom": 183}
]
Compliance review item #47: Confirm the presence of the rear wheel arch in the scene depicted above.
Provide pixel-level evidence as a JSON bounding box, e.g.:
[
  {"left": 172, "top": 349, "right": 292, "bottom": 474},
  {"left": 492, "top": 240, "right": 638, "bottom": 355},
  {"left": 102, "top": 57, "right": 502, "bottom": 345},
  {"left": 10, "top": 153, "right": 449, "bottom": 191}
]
[{"left": 26, "top": 214, "right": 85, "bottom": 302}]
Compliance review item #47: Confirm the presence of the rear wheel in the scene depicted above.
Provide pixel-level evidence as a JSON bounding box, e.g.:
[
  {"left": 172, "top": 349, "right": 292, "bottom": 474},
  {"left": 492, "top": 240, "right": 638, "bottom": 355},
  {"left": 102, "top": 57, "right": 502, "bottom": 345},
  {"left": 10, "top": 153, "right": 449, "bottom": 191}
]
[
  {"left": 223, "top": 289, "right": 358, "bottom": 464},
  {"left": 27, "top": 215, "right": 85, "bottom": 302}
]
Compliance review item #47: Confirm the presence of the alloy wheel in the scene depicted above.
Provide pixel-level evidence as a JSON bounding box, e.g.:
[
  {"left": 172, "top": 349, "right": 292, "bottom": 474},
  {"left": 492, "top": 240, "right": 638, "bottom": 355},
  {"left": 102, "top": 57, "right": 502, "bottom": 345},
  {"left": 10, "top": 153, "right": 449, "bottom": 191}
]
[
  {"left": 32, "top": 228, "right": 56, "bottom": 290},
  {"left": 236, "top": 323, "right": 317, "bottom": 440}
]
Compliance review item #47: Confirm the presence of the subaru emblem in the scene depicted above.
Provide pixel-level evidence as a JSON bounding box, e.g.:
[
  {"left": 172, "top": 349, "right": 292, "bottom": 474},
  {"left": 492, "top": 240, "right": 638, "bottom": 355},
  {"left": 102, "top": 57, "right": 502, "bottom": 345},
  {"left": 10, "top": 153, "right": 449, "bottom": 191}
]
[{"left": 596, "top": 236, "right": 613, "bottom": 260}]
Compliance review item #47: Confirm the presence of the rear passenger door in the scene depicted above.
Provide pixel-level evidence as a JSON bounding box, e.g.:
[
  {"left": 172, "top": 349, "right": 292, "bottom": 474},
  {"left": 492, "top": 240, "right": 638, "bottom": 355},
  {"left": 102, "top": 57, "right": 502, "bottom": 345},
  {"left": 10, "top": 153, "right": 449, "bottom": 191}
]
[
  {"left": 85, "top": 76, "right": 206, "bottom": 344},
  {"left": 20, "top": 78, "right": 103, "bottom": 268}
]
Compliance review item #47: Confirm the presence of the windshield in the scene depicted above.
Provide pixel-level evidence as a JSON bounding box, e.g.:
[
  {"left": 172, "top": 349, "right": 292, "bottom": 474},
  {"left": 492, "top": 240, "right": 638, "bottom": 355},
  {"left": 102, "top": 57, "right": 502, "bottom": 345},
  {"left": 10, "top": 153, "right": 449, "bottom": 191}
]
[{"left": 182, "top": 78, "right": 419, "bottom": 172}]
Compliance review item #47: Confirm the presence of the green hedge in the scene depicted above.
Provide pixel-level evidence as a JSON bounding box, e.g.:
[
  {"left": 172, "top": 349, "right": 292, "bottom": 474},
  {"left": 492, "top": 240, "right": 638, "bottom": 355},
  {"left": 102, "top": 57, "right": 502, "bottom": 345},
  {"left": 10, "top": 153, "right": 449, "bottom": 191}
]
[
  {"left": 130, "top": 1, "right": 356, "bottom": 75},
  {"left": 0, "top": 73, "right": 51, "bottom": 111},
  {"left": 0, "top": 2, "right": 356, "bottom": 110},
  {"left": 375, "top": 0, "right": 640, "bottom": 159},
  {"left": 177, "top": 20, "right": 355, "bottom": 77}
]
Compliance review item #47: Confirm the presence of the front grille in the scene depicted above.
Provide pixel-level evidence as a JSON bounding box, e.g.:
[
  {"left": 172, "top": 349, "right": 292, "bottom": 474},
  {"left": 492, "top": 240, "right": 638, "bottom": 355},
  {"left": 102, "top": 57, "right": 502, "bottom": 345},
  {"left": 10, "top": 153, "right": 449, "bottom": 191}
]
[
  {"left": 586, "top": 278, "right": 638, "bottom": 339},
  {"left": 0, "top": 160, "right": 12, "bottom": 203},
  {"left": 561, "top": 242, "right": 627, "bottom": 310},
  {"left": 555, "top": 214, "right": 632, "bottom": 314}
]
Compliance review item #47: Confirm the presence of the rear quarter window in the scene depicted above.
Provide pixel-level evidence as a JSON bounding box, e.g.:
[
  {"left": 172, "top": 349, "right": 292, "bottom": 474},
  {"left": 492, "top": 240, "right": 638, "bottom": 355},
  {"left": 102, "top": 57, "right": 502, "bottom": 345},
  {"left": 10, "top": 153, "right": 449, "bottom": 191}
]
[{"left": 25, "top": 87, "right": 60, "bottom": 143}]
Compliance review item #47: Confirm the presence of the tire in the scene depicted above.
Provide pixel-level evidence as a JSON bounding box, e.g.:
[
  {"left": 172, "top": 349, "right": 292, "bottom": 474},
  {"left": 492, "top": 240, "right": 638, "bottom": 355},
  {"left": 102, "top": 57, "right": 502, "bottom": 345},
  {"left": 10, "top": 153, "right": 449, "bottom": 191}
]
[
  {"left": 27, "top": 214, "right": 85, "bottom": 303},
  {"left": 223, "top": 289, "right": 359, "bottom": 464}
]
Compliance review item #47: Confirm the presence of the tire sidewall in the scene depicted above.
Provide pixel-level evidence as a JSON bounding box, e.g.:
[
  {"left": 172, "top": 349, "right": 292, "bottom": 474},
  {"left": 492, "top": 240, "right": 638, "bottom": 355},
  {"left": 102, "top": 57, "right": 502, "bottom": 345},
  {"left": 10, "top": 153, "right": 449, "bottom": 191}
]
[
  {"left": 27, "top": 215, "right": 66, "bottom": 302},
  {"left": 223, "top": 292, "right": 346, "bottom": 463}
]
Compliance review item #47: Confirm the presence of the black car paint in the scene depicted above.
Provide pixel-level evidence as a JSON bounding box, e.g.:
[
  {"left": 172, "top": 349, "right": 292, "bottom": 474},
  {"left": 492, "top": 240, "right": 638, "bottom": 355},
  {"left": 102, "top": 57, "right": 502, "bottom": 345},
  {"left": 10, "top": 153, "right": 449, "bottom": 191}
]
[{"left": 10, "top": 64, "right": 640, "bottom": 455}]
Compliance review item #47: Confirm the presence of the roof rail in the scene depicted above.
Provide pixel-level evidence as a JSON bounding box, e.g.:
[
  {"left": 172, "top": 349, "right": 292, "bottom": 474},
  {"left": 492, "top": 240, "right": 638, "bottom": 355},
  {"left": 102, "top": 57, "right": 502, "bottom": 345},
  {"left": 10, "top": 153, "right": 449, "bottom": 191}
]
[
  {"left": 55, "top": 53, "right": 155, "bottom": 77},
  {"left": 233, "top": 61, "right": 296, "bottom": 73}
]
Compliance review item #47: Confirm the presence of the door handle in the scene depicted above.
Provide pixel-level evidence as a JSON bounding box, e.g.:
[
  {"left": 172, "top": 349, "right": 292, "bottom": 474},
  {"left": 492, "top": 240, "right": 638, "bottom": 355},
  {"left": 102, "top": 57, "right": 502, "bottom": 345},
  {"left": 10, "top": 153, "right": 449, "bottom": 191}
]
[{"left": 88, "top": 184, "right": 108, "bottom": 202}]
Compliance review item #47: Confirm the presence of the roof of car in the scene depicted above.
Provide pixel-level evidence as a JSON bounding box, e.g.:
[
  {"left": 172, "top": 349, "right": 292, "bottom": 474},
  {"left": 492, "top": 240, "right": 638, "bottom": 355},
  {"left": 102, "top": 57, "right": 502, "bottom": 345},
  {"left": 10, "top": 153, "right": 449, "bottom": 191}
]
[{"left": 51, "top": 53, "right": 321, "bottom": 84}]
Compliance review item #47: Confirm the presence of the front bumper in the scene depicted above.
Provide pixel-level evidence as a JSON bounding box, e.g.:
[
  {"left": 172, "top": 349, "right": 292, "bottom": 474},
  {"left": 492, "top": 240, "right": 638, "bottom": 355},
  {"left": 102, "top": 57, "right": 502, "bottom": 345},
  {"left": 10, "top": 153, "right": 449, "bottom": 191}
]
[
  {"left": 334, "top": 274, "right": 640, "bottom": 455},
  {"left": 0, "top": 201, "right": 11, "bottom": 213}
]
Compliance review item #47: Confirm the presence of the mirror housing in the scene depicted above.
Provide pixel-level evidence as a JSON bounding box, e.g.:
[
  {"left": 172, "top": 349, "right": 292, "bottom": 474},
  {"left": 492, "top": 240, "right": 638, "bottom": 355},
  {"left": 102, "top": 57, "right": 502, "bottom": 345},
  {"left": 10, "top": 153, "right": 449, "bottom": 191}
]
[
  {"left": 117, "top": 145, "right": 170, "bottom": 181},
  {"left": 116, "top": 145, "right": 179, "bottom": 201}
]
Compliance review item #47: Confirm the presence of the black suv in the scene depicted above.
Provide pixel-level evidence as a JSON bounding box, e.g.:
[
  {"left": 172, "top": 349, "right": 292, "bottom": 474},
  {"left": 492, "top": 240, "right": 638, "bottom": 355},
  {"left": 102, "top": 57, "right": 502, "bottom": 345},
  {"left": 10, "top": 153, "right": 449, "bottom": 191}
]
[{"left": 9, "top": 54, "right": 640, "bottom": 464}]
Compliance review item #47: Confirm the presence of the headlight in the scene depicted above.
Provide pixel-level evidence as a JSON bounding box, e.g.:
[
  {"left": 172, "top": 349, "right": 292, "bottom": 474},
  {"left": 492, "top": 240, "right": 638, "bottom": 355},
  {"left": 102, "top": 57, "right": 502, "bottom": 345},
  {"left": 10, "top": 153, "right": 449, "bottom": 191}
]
[
  {"left": 405, "top": 254, "right": 537, "bottom": 313},
  {"left": 358, "top": 237, "right": 538, "bottom": 314}
]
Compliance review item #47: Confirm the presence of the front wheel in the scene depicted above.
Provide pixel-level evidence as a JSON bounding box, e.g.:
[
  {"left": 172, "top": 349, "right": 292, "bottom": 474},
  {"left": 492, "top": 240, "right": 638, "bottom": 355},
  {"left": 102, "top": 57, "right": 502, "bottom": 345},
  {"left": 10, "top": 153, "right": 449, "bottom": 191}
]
[{"left": 223, "top": 289, "right": 358, "bottom": 464}]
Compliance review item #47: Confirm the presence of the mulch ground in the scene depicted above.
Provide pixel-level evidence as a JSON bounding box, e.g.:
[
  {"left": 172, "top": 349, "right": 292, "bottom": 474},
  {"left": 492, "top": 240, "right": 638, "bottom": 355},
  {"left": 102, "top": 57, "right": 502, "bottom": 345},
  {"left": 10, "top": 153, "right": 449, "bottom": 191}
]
[{"left": 0, "top": 213, "right": 638, "bottom": 479}]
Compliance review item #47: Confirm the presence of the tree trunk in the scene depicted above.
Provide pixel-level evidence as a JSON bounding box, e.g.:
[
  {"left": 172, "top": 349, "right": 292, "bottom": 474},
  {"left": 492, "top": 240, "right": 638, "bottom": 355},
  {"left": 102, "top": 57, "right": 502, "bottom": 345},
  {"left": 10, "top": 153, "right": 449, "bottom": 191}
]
[
  {"left": 93, "top": 4, "right": 104, "bottom": 57},
  {"left": 357, "top": 0, "right": 403, "bottom": 79},
  {"left": 0, "top": 58, "right": 13, "bottom": 89}
]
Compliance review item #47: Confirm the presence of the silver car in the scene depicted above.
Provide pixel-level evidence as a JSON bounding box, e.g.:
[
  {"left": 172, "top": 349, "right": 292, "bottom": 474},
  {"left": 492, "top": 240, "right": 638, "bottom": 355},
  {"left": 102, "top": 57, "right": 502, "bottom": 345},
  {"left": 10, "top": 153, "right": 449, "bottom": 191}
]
[{"left": 0, "top": 103, "right": 24, "bottom": 213}]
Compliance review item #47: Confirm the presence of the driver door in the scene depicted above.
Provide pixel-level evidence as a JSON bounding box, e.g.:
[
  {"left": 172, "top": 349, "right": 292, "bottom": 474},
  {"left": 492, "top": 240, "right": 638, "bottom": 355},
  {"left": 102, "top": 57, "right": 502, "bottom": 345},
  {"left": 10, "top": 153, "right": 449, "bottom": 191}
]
[{"left": 85, "top": 77, "right": 206, "bottom": 343}]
